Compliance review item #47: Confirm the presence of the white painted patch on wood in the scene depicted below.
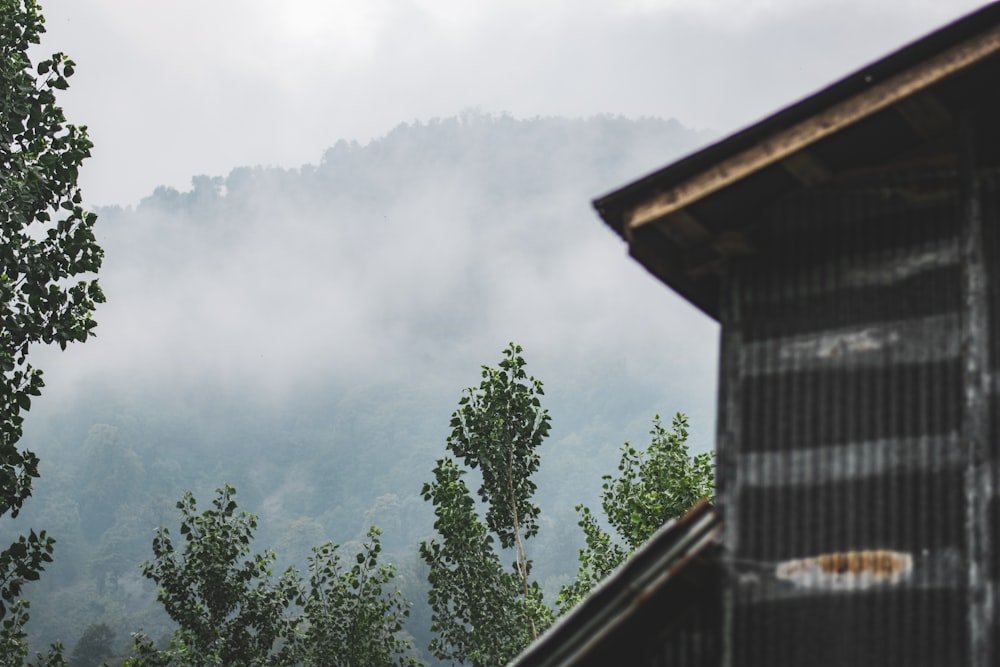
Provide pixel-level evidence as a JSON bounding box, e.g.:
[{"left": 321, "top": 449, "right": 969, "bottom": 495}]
[{"left": 775, "top": 550, "right": 913, "bottom": 590}]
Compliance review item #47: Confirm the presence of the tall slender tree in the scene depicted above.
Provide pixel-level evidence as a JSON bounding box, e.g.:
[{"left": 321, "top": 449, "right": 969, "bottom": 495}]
[{"left": 420, "top": 343, "right": 553, "bottom": 667}]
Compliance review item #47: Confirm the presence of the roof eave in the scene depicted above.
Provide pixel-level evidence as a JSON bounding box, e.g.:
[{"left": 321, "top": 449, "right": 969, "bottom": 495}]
[{"left": 594, "top": 2, "right": 1000, "bottom": 321}]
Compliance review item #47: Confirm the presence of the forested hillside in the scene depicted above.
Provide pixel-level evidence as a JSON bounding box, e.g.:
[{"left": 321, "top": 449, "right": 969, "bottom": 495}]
[{"left": 7, "top": 112, "right": 720, "bottom": 662}]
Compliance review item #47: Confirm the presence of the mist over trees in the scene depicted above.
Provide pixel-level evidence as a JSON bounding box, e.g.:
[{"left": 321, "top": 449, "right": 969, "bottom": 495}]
[{"left": 6, "top": 111, "right": 720, "bottom": 662}]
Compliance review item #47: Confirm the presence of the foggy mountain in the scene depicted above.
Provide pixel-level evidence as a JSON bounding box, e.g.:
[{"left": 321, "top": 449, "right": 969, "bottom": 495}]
[{"left": 10, "top": 112, "right": 720, "bottom": 660}]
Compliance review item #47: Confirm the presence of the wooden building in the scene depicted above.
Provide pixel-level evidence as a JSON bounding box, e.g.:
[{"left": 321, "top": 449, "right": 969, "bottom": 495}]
[{"left": 516, "top": 3, "right": 1000, "bottom": 666}]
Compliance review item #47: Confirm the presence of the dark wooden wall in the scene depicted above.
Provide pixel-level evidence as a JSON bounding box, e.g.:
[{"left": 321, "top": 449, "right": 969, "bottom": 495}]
[{"left": 715, "top": 156, "right": 991, "bottom": 666}]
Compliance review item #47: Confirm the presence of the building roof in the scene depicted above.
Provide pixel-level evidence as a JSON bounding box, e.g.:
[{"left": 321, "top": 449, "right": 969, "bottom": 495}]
[
  {"left": 594, "top": 2, "right": 1000, "bottom": 320},
  {"left": 511, "top": 501, "right": 721, "bottom": 667}
]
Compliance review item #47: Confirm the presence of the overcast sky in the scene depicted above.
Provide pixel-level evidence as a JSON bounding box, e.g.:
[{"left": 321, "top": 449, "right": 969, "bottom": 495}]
[
  {"left": 39, "top": 0, "right": 986, "bottom": 207},
  {"left": 22, "top": 0, "right": 992, "bottom": 450}
]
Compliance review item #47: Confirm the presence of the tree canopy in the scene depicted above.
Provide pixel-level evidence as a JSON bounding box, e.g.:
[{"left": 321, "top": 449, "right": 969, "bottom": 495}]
[
  {"left": 126, "top": 485, "right": 420, "bottom": 667},
  {"left": 127, "top": 484, "right": 300, "bottom": 667}
]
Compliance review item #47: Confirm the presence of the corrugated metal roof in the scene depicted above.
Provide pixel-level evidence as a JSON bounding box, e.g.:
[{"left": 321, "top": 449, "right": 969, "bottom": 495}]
[
  {"left": 511, "top": 501, "right": 721, "bottom": 667},
  {"left": 594, "top": 2, "right": 1000, "bottom": 320}
]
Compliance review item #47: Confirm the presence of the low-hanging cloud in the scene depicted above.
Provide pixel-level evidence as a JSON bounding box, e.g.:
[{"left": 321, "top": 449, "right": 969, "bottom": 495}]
[{"left": 32, "top": 115, "right": 720, "bottom": 439}]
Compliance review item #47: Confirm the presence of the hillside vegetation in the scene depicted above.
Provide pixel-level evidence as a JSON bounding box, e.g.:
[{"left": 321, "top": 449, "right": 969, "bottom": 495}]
[{"left": 9, "top": 112, "right": 720, "bottom": 662}]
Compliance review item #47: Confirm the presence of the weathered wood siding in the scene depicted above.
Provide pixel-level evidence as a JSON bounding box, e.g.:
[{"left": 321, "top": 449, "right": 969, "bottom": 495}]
[{"left": 717, "top": 154, "right": 1000, "bottom": 666}]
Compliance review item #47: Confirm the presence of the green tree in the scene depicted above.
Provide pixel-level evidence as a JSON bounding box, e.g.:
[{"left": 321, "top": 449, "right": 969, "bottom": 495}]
[
  {"left": 419, "top": 343, "right": 553, "bottom": 667},
  {"left": 126, "top": 486, "right": 419, "bottom": 667},
  {"left": 301, "top": 526, "right": 419, "bottom": 667},
  {"left": 69, "top": 623, "right": 113, "bottom": 667},
  {"left": 0, "top": 0, "right": 103, "bottom": 661},
  {"left": 556, "top": 413, "right": 714, "bottom": 613},
  {"left": 78, "top": 425, "right": 145, "bottom": 536},
  {"left": 125, "top": 485, "right": 300, "bottom": 667}
]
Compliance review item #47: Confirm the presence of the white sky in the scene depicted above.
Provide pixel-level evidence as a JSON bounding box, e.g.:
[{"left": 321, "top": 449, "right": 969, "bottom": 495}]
[{"left": 38, "top": 0, "right": 987, "bottom": 207}]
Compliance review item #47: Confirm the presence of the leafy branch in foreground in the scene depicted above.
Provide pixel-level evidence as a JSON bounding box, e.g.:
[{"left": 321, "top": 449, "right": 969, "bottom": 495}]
[
  {"left": 1, "top": 0, "right": 104, "bottom": 662},
  {"left": 0, "top": 600, "right": 65, "bottom": 667},
  {"left": 557, "top": 413, "right": 714, "bottom": 614},
  {"left": 0, "top": 0, "right": 104, "bottom": 533}
]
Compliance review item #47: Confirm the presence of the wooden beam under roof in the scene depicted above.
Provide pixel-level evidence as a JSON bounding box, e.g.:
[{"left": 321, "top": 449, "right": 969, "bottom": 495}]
[
  {"left": 627, "top": 209, "right": 712, "bottom": 247},
  {"left": 894, "top": 91, "right": 954, "bottom": 139},
  {"left": 780, "top": 151, "right": 833, "bottom": 187}
]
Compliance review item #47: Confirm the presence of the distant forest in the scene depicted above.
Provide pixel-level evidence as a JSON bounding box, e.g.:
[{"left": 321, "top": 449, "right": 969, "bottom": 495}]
[{"left": 9, "top": 112, "right": 720, "bottom": 663}]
